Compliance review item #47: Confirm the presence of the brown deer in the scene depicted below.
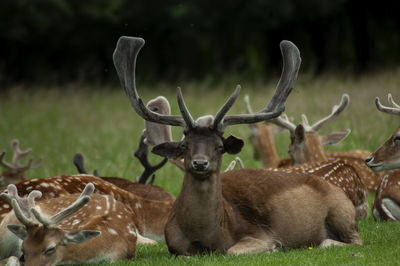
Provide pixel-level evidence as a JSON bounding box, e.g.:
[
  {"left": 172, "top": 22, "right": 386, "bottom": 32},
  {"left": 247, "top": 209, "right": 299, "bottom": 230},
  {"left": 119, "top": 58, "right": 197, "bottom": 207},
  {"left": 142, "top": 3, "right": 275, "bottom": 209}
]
[
  {"left": 0, "top": 174, "right": 173, "bottom": 243},
  {"left": 0, "top": 139, "right": 42, "bottom": 186},
  {"left": 246, "top": 94, "right": 383, "bottom": 192},
  {"left": 113, "top": 36, "right": 361, "bottom": 255},
  {"left": 0, "top": 183, "right": 138, "bottom": 265},
  {"left": 366, "top": 93, "right": 400, "bottom": 221}
]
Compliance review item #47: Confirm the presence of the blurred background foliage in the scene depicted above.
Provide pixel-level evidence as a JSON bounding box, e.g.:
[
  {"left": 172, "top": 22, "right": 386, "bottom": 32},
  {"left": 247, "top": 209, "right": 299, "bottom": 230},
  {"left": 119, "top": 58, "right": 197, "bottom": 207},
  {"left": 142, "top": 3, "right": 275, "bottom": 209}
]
[{"left": 1, "top": 0, "right": 400, "bottom": 86}]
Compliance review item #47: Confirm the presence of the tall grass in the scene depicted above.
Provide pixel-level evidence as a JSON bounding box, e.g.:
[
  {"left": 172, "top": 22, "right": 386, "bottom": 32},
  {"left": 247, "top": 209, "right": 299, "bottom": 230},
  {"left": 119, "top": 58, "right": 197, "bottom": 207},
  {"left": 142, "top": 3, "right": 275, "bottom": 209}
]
[{"left": 0, "top": 71, "right": 400, "bottom": 265}]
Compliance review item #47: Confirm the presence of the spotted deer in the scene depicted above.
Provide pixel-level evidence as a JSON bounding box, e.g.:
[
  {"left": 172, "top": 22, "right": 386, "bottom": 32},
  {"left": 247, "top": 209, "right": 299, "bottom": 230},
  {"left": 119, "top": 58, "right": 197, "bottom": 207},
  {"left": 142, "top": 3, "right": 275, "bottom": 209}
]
[
  {"left": 0, "top": 139, "right": 42, "bottom": 187},
  {"left": 0, "top": 183, "right": 139, "bottom": 264},
  {"left": 246, "top": 94, "right": 383, "bottom": 192},
  {"left": 365, "top": 93, "right": 400, "bottom": 221},
  {"left": 0, "top": 174, "right": 173, "bottom": 243},
  {"left": 245, "top": 95, "right": 368, "bottom": 218},
  {"left": 113, "top": 36, "right": 361, "bottom": 255}
]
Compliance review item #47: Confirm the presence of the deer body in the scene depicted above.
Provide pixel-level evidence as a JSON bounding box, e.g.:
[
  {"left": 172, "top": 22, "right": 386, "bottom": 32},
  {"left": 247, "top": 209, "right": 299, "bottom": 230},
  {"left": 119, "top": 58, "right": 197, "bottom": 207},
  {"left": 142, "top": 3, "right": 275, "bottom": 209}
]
[
  {"left": 0, "top": 175, "right": 173, "bottom": 242},
  {"left": 165, "top": 167, "right": 361, "bottom": 255}
]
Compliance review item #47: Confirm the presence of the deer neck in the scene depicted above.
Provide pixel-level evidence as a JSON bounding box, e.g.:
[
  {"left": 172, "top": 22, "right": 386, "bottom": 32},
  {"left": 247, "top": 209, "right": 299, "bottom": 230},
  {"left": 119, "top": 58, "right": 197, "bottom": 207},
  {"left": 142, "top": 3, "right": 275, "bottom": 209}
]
[{"left": 175, "top": 168, "right": 232, "bottom": 244}]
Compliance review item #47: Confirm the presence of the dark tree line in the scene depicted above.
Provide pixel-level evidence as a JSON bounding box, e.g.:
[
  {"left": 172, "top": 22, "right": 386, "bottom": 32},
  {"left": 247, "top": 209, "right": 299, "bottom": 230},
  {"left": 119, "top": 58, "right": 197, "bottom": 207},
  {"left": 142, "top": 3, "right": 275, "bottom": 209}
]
[{"left": 1, "top": 0, "right": 400, "bottom": 86}]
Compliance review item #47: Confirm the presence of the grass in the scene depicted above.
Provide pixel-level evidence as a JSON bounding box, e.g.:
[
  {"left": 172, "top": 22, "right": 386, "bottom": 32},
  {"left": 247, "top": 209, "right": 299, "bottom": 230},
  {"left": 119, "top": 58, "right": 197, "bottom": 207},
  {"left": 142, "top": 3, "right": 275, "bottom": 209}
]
[{"left": 1, "top": 70, "right": 400, "bottom": 265}]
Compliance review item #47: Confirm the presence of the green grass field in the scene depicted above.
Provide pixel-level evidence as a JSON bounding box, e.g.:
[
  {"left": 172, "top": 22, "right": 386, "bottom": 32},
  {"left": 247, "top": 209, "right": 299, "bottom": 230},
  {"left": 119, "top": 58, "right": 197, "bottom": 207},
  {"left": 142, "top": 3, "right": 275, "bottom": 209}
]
[{"left": 1, "top": 71, "right": 400, "bottom": 265}]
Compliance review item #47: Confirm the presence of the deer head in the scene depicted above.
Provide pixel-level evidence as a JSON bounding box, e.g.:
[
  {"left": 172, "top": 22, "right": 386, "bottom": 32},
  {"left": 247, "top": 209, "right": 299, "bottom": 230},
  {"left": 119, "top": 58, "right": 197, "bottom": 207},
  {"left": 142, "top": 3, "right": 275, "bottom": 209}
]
[
  {"left": 113, "top": 36, "right": 300, "bottom": 180},
  {"left": 0, "top": 139, "right": 42, "bottom": 186},
  {"left": 366, "top": 94, "right": 400, "bottom": 171},
  {"left": 272, "top": 94, "right": 351, "bottom": 164},
  {"left": 3, "top": 183, "right": 100, "bottom": 266}
]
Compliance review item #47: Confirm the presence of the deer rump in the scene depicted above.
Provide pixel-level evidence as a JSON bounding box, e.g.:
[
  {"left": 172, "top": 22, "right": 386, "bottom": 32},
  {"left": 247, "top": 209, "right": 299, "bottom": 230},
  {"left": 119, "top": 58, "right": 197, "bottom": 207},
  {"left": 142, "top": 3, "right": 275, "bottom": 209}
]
[{"left": 166, "top": 168, "right": 358, "bottom": 253}]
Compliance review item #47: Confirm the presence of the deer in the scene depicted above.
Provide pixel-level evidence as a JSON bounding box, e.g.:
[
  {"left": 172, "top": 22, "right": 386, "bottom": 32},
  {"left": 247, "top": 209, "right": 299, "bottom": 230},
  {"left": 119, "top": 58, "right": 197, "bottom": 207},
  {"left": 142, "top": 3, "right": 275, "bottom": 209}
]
[
  {"left": 113, "top": 36, "right": 362, "bottom": 255},
  {"left": 0, "top": 174, "right": 173, "bottom": 244},
  {"left": 365, "top": 93, "right": 400, "bottom": 221},
  {"left": 0, "top": 183, "right": 139, "bottom": 264},
  {"left": 0, "top": 139, "right": 42, "bottom": 187},
  {"left": 246, "top": 94, "right": 383, "bottom": 192}
]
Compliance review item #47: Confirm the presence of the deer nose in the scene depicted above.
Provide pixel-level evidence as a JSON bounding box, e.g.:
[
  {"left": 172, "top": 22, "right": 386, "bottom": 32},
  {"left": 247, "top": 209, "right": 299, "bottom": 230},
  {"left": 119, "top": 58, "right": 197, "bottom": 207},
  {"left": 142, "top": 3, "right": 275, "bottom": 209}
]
[
  {"left": 192, "top": 159, "right": 209, "bottom": 171},
  {"left": 365, "top": 156, "right": 373, "bottom": 165}
]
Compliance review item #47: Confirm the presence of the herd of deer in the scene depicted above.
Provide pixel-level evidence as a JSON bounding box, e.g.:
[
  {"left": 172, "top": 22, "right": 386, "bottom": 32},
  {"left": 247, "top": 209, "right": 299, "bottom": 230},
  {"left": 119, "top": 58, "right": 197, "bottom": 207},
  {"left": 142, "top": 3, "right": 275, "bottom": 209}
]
[{"left": 0, "top": 36, "right": 399, "bottom": 265}]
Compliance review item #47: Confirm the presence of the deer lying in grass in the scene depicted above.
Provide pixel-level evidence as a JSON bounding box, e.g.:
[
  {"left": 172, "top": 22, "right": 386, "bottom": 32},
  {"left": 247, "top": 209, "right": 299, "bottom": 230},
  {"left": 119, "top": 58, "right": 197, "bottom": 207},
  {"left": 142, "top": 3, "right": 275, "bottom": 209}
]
[
  {"left": 245, "top": 95, "right": 368, "bottom": 218},
  {"left": 0, "top": 183, "right": 138, "bottom": 265},
  {"left": 0, "top": 139, "right": 42, "bottom": 186},
  {"left": 0, "top": 174, "right": 173, "bottom": 243},
  {"left": 366, "top": 94, "right": 400, "bottom": 221},
  {"left": 246, "top": 94, "right": 383, "bottom": 192},
  {"left": 113, "top": 36, "right": 362, "bottom": 255}
]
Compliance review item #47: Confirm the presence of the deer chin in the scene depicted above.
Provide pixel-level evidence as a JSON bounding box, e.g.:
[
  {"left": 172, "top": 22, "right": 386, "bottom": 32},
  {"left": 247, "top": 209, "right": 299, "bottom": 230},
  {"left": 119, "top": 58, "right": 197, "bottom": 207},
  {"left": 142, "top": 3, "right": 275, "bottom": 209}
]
[{"left": 189, "top": 169, "right": 212, "bottom": 181}]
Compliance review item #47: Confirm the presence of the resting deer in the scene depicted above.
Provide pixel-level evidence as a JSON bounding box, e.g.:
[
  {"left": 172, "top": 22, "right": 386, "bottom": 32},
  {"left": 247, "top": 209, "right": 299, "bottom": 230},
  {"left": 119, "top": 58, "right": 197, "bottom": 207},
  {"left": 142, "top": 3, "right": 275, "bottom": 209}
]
[
  {"left": 365, "top": 94, "right": 400, "bottom": 221},
  {"left": 0, "top": 183, "right": 139, "bottom": 264},
  {"left": 0, "top": 139, "right": 42, "bottom": 186},
  {"left": 113, "top": 36, "right": 362, "bottom": 255},
  {"left": 0, "top": 174, "right": 173, "bottom": 243},
  {"left": 246, "top": 94, "right": 383, "bottom": 192}
]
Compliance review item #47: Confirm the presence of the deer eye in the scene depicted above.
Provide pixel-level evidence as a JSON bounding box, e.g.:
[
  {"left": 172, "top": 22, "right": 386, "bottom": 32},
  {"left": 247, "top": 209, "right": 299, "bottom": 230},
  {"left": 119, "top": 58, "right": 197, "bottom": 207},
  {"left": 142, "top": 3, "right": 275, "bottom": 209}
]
[
  {"left": 216, "top": 145, "right": 224, "bottom": 152},
  {"left": 394, "top": 135, "right": 400, "bottom": 144},
  {"left": 44, "top": 245, "right": 56, "bottom": 255}
]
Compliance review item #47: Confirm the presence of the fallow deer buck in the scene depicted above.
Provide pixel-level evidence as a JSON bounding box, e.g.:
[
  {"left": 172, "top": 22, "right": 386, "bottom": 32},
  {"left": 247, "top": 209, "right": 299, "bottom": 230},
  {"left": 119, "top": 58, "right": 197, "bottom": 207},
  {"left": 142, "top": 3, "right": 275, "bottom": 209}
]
[
  {"left": 0, "top": 183, "right": 139, "bottom": 264},
  {"left": 0, "top": 174, "right": 173, "bottom": 243},
  {"left": 113, "top": 36, "right": 362, "bottom": 255},
  {"left": 0, "top": 139, "right": 42, "bottom": 187},
  {"left": 246, "top": 94, "right": 383, "bottom": 192},
  {"left": 245, "top": 96, "right": 368, "bottom": 218},
  {"left": 366, "top": 93, "right": 400, "bottom": 221}
]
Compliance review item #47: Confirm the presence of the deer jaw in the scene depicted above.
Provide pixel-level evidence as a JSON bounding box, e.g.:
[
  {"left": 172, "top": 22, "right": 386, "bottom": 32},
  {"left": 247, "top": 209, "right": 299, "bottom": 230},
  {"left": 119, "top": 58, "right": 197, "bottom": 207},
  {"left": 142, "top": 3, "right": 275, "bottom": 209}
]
[{"left": 366, "top": 127, "right": 400, "bottom": 171}]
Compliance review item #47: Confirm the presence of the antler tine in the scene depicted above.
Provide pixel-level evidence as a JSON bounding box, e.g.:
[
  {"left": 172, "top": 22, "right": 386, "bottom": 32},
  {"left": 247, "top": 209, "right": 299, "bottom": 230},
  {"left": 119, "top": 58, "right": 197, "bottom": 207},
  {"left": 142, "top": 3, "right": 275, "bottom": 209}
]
[
  {"left": 244, "top": 95, "right": 254, "bottom": 114},
  {"left": 213, "top": 85, "right": 241, "bottom": 130},
  {"left": 388, "top": 93, "right": 400, "bottom": 109},
  {"left": 11, "top": 139, "right": 32, "bottom": 167},
  {"left": 177, "top": 87, "right": 195, "bottom": 129},
  {"left": 301, "top": 114, "right": 312, "bottom": 131},
  {"left": 135, "top": 135, "right": 168, "bottom": 184},
  {"left": 0, "top": 151, "right": 15, "bottom": 170},
  {"left": 311, "top": 93, "right": 350, "bottom": 131},
  {"left": 113, "top": 36, "right": 185, "bottom": 127},
  {"left": 221, "top": 41, "right": 301, "bottom": 128},
  {"left": 376, "top": 96, "right": 400, "bottom": 115},
  {"left": 73, "top": 153, "right": 89, "bottom": 174},
  {"left": 11, "top": 199, "right": 37, "bottom": 227},
  {"left": 33, "top": 183, "right": 95, "bottom": 227},
  {"left": 271, "top": 113, "right": 296, "bottom": 133}
]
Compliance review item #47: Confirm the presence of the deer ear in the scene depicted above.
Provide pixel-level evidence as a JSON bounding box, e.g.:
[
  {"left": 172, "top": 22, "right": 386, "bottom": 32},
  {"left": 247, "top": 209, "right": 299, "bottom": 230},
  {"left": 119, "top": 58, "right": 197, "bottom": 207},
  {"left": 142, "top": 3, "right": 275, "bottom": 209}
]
[
  {"left": 7, "top": 224, "right": 27, "bottom": 240},
  {"left": 64, "top": 230, "right": 101, "bottom": 245},
  {"left": 152, "top": 142, "right": 184, "bottom": 159},
  {"left": 294, "top": 125, "right": 305, "bottom": 144},
  {"left": 321, "top": 129, "right": 351, "bottom": 146},
  {"left": 223, "top": 135, "right": 244, "bottom": 155}
]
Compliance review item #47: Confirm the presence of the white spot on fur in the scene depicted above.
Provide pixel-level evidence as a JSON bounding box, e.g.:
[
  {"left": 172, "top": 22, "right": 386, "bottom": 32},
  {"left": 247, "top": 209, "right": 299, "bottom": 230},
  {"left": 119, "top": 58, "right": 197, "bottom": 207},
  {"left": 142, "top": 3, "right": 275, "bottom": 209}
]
[
  {"left": 108, "top": 228, "right": 118, "bottom": 235},
  {"left": 135, "top": 203, "right": 142, "bottom": 209},
  {"left": 72, "top": 219, "right": 80, "bottom": 225}
]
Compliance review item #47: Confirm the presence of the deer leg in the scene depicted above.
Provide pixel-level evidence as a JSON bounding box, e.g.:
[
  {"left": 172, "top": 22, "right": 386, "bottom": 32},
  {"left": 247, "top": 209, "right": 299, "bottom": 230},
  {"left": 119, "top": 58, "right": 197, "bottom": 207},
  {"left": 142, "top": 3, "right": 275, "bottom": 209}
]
[
  {"left": 136, "top": 233, "right": 157, "bottom": 245},
  {"left": 319, "top": 239, "right": 349, "bottom": 248},
  {"left": 226, "top": 236, "right": 276, "bottom": 255}
]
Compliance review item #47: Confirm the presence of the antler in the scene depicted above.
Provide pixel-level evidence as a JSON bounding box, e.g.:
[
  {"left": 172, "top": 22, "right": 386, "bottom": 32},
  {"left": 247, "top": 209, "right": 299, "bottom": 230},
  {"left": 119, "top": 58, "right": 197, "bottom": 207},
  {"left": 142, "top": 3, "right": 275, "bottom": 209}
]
[
  {"left": 301, "top": 93, "right": 349, "bottom": 131},
  {"left": 271, "top": 113, "right": 297, "bottom": 133},
  {"left": 113, "top": 37, "right": 301, "bottom": 131},
  {"left": 144, "top": 96, "right": 173, "bottom": 146},
  {"left": 135, "top": 135, "right": 168, "bottom": 184},
  {"left": 1, "top": 184, "right": 42, "bottom": 227},
  {"left": 213, "top": 41, "right": 301, "bottom": 130},
  {"left": 31, "top": 183, "right": 95, "bottom": 227},
  {"left": 0, "top": 139, "right": 42, "bottom": 172},
  {"left": 113, "top": 37, "right": 186, "bottom": 127},
  {"left": 73, "top": 153, "right": 100, "bottom": 177},
  {"left": 376, "top": 93, "right": 400, "bottom": 115}
]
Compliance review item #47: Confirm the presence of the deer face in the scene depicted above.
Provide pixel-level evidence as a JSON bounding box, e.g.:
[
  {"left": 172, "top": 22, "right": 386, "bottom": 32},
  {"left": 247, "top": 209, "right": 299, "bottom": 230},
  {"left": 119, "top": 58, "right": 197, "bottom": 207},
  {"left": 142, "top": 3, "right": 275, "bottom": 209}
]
[
  {"left": 366, "top": 127, "right": 400, "bottom": 171},
  {"left": 8, "top": 224, "right": 100, "bottom": 266},
  {"left": 0, "top": 170, "right": 26, "bottom": 186},
  {"left": 153, "top": 126, "right": 243, "bottom": 180}
]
